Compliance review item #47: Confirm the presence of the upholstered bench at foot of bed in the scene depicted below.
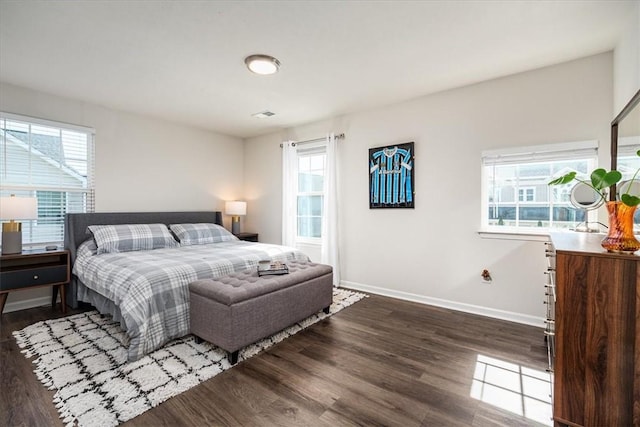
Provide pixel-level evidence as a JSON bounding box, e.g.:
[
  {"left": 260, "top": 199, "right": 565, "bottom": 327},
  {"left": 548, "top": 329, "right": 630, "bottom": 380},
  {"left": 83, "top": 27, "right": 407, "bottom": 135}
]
[{"left": 189, "top": 260, "right": 333, "bottom": 365}]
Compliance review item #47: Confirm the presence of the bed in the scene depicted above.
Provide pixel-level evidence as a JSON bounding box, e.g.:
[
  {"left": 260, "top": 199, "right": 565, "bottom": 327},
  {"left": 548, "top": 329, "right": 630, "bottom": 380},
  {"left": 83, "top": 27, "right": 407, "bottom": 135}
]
[{"left": 64, "top": 211, "right": 310, "bottom": 361}]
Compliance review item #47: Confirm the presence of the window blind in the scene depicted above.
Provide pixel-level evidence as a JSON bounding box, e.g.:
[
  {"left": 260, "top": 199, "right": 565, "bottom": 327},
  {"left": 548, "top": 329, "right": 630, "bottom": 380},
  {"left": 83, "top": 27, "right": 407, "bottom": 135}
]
[
  {"left": 618, "top": 136, "right": 640, "bottom": 156},
  {"left": 0, "top": 112, "right": 95, "bottom": 247}
]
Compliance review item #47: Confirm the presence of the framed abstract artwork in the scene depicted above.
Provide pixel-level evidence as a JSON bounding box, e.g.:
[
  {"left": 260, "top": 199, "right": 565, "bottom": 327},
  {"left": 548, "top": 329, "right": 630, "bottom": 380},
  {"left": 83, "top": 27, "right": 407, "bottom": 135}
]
[{"left": 369, "top": 141, "right": 415, "bottom": 209}]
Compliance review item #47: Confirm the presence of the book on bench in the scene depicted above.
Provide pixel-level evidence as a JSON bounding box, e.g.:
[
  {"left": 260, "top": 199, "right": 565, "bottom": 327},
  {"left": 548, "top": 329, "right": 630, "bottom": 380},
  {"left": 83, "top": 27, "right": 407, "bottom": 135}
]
[{"left": 258, "top": 262, "right": 289, "bottom": 276}]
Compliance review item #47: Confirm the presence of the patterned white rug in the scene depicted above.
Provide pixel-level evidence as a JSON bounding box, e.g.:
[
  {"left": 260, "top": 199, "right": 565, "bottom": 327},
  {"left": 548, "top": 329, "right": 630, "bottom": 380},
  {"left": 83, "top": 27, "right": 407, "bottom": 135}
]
[{"left": 14, "top": 288, "right": 366, "bottom": 427}]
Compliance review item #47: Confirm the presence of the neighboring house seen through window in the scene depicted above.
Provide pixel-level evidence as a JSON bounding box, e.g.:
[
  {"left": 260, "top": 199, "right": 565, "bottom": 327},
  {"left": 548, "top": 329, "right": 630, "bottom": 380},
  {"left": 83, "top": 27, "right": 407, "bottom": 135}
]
[{"left": 0, "top": 113, "right": 95, "bottom": 247}]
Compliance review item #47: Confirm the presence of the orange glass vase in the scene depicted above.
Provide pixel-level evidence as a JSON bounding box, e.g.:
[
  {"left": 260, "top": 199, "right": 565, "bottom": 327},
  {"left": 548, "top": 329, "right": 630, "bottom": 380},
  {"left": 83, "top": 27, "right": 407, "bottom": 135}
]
[{"left": 601, "top": 201, "right": 640, "bottom": 253}]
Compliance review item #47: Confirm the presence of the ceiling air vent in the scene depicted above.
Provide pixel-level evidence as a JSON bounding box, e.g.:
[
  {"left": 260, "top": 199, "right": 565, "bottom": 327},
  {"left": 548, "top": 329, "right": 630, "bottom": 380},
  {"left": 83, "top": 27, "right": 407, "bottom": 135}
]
[{"left": 251, "top": 110, "right": 275, "bottom": 118}]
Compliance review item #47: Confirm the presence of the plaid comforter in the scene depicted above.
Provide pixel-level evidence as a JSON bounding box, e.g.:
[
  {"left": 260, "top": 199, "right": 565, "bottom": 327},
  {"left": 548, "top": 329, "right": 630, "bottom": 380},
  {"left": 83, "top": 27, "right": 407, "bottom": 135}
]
[{"left": 73, "top": 241, "right": 310, "bottom": 361}]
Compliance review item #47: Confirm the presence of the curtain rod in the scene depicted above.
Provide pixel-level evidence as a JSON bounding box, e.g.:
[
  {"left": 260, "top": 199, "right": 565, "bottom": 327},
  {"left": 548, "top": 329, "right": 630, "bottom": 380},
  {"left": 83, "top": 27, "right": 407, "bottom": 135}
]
[{"left": 280, "top": 133, "right": 345, "bottom": 147}]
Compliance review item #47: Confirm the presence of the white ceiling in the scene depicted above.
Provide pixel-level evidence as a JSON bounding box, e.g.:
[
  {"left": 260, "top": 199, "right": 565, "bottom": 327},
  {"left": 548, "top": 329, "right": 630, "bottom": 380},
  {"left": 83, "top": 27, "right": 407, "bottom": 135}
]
[{"left": 0, "top": 1, "right": 636, "bottom": 139}]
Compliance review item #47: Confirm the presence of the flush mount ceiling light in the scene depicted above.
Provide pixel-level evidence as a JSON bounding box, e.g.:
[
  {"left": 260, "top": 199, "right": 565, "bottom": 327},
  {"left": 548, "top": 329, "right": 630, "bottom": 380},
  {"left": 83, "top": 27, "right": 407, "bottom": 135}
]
[{"left": 244, "top": 54, "right": 281, "bottom": 75}]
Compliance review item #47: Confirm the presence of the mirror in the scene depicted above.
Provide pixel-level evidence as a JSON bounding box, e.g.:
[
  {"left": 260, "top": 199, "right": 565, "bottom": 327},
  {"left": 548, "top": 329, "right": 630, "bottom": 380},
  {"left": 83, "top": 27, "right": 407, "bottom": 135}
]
[
  {"left": 570, "top": 182, "right": 605, "bottom": 232},
  {"left": 618, "top": 179, "right": 640, "bottom": 199},
  {"left": 611, "top": 89, "right": 640, "bottom": 193},
  {"left": 611, "top": 89, "right": 640, "bottom": 231},
  {"left": 571, "top": 181, "right": 605, "bottom": 209}
]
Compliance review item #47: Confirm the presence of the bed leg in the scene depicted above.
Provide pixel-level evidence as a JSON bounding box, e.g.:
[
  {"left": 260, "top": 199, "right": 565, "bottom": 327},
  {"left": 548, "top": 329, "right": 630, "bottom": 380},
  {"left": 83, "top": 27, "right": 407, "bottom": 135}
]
[
  {"left": 194, "top": 335, "right": 203, "bottom": 344},
  {"left": 323, "top": 306, "right": 330, "bottom": 314},
  {"left": 228, "top": 350, "right": 239, "bottom": 365}
]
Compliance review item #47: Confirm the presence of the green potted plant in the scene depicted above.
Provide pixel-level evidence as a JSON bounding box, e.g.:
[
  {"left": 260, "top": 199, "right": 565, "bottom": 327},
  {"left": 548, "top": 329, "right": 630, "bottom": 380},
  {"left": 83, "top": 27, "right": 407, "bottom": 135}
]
[{"left": 548, "top": 150, "right": 640, "bottom": 253}]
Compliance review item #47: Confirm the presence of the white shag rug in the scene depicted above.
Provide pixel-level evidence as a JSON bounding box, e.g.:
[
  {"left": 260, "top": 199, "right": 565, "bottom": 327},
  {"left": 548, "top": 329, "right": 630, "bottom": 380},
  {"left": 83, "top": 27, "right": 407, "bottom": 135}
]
[{"left": 13, "top": 288, "right": 367, "bottom": 427}]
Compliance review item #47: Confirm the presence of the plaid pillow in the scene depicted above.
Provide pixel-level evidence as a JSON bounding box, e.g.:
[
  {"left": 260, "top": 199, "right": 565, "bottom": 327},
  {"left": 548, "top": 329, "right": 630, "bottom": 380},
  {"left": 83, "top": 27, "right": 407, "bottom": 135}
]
[
  {"left": 169, "top": 223, "right": 238, "bottom": 246},
  {"left": 88, "top": 223, "right": 179, "bottom": 255}
]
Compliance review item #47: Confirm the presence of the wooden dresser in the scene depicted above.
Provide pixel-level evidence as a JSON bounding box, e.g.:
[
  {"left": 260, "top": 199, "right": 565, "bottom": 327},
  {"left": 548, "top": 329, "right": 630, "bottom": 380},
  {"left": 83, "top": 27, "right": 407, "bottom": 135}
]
[{"left": 549, "top": 232, "right": 639, "bottom": 427}]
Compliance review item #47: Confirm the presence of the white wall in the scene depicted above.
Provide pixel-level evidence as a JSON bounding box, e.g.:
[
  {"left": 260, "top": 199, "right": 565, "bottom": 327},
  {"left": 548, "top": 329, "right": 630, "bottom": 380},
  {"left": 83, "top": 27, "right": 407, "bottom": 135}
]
[
  {"left": 244, "top": 53, "right": 613, "bottom": 324},
  {"left": 1, "top": 82, "right": 244, "bottom": 311},
  {"left": 613, "top": 1, "right": 640, "bottom": 113}
]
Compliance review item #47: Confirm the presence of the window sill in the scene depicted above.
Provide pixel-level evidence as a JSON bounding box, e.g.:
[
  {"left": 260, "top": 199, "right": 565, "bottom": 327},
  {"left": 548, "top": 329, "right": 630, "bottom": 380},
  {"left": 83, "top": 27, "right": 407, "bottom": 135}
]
[
  {"left": 478, "top": 228, "right": 552, "bottom": 242},
  {"left": 295, "top": 238, "right": 322, "bottom": 246}
]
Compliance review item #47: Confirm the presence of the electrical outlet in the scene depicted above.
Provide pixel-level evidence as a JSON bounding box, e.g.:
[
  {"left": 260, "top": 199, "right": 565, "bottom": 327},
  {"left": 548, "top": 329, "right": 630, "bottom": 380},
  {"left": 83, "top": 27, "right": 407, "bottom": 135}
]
[{"left": 480, "top": 269, "right": 492, "bottom": 284}]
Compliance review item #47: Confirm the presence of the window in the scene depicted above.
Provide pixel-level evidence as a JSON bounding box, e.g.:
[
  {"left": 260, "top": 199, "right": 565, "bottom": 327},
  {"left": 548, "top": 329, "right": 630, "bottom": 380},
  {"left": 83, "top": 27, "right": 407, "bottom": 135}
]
[
  {"left": 482, "top": 141, "right": 598, "bottom": 231},
  {"left": 283, "top": 134, "right": 340, "bottom": 274},
  {"left": 518, "top": 187, "right": 535, "bottom": 202},
  {"left": 297, "top": 148, "right": 326, "bottom": 239},
  {"left": 0, "top": 113, "right": 95, "bottom": 247}
]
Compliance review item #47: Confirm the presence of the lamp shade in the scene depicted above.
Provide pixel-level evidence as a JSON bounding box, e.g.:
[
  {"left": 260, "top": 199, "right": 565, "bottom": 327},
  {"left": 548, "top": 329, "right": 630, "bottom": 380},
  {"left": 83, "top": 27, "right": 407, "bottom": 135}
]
[
  {"left": 0, "top": 196, "right": 38, "bottom": 220},
  {"left": 225, "top": 201, "right": 247, "bottom": 216}
]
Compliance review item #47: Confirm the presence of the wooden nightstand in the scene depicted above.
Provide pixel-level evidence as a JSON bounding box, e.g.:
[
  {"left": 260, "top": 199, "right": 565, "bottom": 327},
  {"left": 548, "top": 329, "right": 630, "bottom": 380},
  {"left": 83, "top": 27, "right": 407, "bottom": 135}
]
[
  {"left": 0, "top": 249, "right": 70, "bottom": 314},
  {"left": 235, "top": 232, "right": 258, "bottom": 242}
]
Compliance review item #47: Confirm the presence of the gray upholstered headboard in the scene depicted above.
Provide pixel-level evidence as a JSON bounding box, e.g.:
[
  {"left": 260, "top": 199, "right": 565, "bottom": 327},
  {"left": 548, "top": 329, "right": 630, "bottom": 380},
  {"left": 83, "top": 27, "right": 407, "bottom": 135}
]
[{"left": 63, "top": 211, "right": 223, "bottom": 308}]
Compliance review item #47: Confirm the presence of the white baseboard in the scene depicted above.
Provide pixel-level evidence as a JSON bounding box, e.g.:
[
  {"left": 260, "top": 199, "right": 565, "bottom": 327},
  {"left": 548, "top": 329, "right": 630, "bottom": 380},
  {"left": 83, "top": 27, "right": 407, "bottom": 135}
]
[
  {"left": 3, "top": 295, "right": 55, "bottom": 313},
  {"left": 7, "top": 281, "right": 543, "bottom": 328},
  {"left": 340, "top": 280, "right": 545, "bottom": 328}
]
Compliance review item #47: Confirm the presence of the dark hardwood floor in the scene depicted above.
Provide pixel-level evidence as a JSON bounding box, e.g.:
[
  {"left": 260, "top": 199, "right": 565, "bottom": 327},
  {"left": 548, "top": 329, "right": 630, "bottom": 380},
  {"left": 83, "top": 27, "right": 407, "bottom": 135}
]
[{"left": 1, "top": 293, "right": 550, "bottom": 426}]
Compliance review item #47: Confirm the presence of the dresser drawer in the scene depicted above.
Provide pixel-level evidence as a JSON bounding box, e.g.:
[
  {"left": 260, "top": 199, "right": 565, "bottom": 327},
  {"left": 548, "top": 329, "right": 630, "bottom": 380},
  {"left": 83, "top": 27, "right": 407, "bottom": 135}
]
[{"left": 0, "top": 265, "right": 68, "bottom": 291}]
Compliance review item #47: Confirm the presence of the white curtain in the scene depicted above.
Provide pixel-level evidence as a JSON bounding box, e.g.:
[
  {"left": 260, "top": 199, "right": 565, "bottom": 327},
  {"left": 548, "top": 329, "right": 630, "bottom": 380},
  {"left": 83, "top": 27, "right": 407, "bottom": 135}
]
[
  {"left": 321, "top": 133, "right": 341, "bottom": 286},
  {"left": 281, "top": 141, "right": 297, "bottom": 247}
]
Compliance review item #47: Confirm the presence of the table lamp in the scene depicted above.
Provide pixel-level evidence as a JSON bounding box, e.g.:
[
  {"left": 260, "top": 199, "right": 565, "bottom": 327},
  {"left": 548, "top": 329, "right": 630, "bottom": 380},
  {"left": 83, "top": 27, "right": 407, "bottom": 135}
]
[
  {"left": 1, "top": 195, "right": 38, "bottom": 254},
  {"left": 225, "top": 201, "right": 246, "bottom": 234}
]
